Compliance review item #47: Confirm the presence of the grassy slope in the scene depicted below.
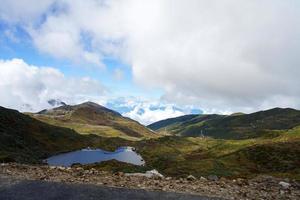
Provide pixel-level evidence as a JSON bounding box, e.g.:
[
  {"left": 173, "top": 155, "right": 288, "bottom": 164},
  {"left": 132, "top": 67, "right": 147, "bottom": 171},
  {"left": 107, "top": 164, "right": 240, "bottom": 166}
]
[
  {"left": 148, "top": 108, "right": 300, "bottom": 139},
  {"left": 2, "top": 105, "right": 300, "bottom": 180},
  {"left": 135, "top": 127, "right": 300, "bottom": 179},
  {"left": 29, "top": 102, "right": 156, "bottom": 140},
  {"left": 0, "top": 106, "right": 133, "bottom": 163}
]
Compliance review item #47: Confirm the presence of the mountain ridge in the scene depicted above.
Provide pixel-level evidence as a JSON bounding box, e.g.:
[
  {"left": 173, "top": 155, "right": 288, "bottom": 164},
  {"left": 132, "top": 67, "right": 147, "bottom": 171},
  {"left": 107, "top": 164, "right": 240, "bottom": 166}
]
[
  {"left": 30, "top": 101, "right": 156, "bottom": 140},
  {"left": 148, "top": 107, "right": 300, "bottom": 139}
]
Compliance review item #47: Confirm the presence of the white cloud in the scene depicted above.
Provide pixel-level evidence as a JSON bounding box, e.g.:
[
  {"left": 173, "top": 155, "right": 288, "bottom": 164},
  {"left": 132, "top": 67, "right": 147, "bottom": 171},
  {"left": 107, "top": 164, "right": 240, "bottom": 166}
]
[
  {"left": 124, "top": 104, "right": 185, "bottom": 125},
  {"left": 0, "top": 0, "right": 53, "bottom": 23},
  {"left": 0, "top": 58, "right": 106, "bottom": 111},
  {"left": 105, "top": 97, "right": 201, "bottom": 125},
  {"left": 1, "top": 0, "right": 300, "bottom": 113}
]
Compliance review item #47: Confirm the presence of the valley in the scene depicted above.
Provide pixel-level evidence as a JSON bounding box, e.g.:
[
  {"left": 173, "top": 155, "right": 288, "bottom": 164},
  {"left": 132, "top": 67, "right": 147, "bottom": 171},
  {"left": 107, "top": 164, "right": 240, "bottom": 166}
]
[{"left": 1, "top": 102, "right": 300, "bottom": 199}]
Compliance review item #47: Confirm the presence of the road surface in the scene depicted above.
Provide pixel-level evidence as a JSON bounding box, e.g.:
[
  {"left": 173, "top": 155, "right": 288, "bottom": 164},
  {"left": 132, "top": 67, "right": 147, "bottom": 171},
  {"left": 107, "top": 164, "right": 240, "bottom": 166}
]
[{"left": 0, "top": 176, "right": 222, "bottom": 200}]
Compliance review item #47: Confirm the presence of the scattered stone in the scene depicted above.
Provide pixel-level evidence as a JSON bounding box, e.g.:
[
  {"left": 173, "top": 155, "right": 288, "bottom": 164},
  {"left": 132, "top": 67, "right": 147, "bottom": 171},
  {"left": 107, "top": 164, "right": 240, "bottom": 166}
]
[
  {"left": 115, "top": 172, "right": 124, "bottom": 176},
  {"left": 49, "top": 166, "right": 56, "bottom": 170},
  {"left": 1, "top": 163, "right": 300, "bottom": 200},
  {"left": 57, "top": 166, "right": 66, "bottom": 170},
  {"left": 187, "top": 175, "right": 196, "bottom": 181},
  {"left": 279, "top": 181, "right": 291, "bottom": 189},
  {"left": 207, "top": 175, "right": 218, "bottom": 181}
]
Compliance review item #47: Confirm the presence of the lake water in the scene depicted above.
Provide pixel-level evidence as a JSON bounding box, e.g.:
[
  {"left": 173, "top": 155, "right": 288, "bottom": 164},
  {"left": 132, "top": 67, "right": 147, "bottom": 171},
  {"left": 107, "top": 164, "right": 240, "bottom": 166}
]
[{"left": 46, "top": 147, "right": 145, "bottom": 167}]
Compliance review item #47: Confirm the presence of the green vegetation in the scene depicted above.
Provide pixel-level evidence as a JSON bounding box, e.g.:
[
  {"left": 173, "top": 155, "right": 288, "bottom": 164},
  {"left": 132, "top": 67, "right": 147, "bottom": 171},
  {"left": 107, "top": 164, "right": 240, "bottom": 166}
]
[
  {"left": 135, "top": 127, "right": 300, "bottom": 179},
  {"left": 0, "top": 106, "right": 133, "bottom": 163},
  {"left": 82, "top": 160, "right": 149, "bottom": 173},
  {"left": 1, "top": 105, "right": 300, "bottom": 180},
  {"left": 148, "top": 108, "right": 300, "bottom": 139},
  {"left": 29, "top": 102, "right": 157, "bottom": 140}
]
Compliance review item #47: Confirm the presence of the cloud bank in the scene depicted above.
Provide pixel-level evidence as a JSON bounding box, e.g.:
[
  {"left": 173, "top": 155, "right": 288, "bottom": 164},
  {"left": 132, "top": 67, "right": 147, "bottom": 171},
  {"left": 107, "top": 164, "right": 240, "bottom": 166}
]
[
  {"left": 0, "top": 58, "right": 106, "bottom": 111},
  {"left": 1, "top": 0, "right": 300, "bottom": 114},
  {"left": 106, "top": 97, "right": 201, "bottom": 125}
]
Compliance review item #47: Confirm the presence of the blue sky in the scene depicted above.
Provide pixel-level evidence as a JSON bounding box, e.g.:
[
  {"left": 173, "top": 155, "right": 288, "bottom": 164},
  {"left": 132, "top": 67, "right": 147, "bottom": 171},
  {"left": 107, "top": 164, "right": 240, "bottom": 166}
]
[
  {"left": 0, "top": 19, "right": 164, "bottom": 98},
  {"left": 0, "top": 21, "right": 159, "bottom": 98},
  {"left": 0, "top": 0, "right": 299, "bottom": 124},
  {"left": 0, "top": 13, "right": 201, "bottom": 125}
]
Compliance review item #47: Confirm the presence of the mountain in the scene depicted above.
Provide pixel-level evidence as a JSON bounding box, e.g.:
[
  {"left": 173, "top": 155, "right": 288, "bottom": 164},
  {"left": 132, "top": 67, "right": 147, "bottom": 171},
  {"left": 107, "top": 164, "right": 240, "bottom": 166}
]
[
  {"left": 0, "top": 106, "right": 90, "bottom": 163},
  {"left": 30, "top": 102, "right": 156, "bottom": 140},
  {"left": 0, "top": 106, "right": 134, "bottom": 163},
  {"left": 147, "top": 114, "right": 199, "bottom": 131},
  {"left": 148, "top": 108, "right": 300, "bottom": 139},
  {"left": 1, "top": 105, "right": 299, "bottom": 179}
]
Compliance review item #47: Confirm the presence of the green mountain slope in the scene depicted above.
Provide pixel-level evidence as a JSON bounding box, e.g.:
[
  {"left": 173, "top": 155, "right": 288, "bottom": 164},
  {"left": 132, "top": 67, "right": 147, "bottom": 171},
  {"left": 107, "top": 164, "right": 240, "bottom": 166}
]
[
  {"left": 136, "top": 127, "right": 300, "bottom": 179},
  {"left": 148, "top": 108, "right": 300, "bottom": 139},
  {"left": 147, "top": 114, "right": 199, "bottom": 131},
  {"left": 30, "top": 102, "right": 156, "bottom": 140},
  {"left": 0, "top": 106, "right": 91, "bottom": 163},
  {"left": 1, "top": 105, "right": 300, "bottom": 179}
]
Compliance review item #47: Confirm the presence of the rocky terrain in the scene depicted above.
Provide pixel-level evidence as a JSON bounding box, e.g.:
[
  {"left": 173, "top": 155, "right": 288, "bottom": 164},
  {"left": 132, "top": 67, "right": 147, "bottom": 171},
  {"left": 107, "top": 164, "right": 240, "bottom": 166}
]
[{"left": 1, "top": 163, "right": 299, "bottom": 200}]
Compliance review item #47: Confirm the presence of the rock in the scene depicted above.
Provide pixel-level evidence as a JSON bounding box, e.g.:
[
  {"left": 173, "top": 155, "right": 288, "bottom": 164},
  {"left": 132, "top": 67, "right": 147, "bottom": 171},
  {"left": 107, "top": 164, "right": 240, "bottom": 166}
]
[
  {"left": 124, "top": 169, "right": 163, "bottom": 179},
  {"left": 75, "top": 167, "right": 84, "bottom": 172},
  {"left": 115, "top": 172, "right": 124, "bottom": 176},
  {"left": 165, "top": 177, "right": 172, "bottom": 181},
  {"left": 200, "top": 176, "right": 207, "bottom": 181},
  {"left": 207, "top": 175, "right": 219, "bottom": 181},
  {"left": 279, "top": 181, "right": 290, "bottom": 189},
  {"left": 236, "top": 178, "right": 246, "bottom": 186},
  {"left": 57, "top": 166, "right": 66, "bottom": 170},
  {"left": 187, "top": 175, "right": 196, "bottom": 181},
  {"left": 146, "top": 169, "right": 164, "bottom": 178}
]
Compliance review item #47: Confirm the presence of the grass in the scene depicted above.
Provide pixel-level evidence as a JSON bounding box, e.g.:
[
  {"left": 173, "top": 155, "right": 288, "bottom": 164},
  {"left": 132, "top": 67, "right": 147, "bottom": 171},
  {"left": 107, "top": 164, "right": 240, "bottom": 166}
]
[
  {"left": 28, "top": 103, "right": 158, "bottom": 140},
  {"left": 30, "top": 115, "right": 141, "bottom": 140},
  {"left": 132, "top": 127, "right": 300, "bottom": 179},
  {"left": 2, "top": 106, "right": 300, "bottom": 180},
  {"left": 149, "top": 108, "right": 300, "bottom": 139}
]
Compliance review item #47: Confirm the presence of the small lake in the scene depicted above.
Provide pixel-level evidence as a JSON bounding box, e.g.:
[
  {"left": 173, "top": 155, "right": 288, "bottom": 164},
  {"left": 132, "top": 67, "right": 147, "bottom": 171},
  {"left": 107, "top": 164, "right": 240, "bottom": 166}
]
[{"left": 45, "top": 147, "right": 145, "bottom": 167}]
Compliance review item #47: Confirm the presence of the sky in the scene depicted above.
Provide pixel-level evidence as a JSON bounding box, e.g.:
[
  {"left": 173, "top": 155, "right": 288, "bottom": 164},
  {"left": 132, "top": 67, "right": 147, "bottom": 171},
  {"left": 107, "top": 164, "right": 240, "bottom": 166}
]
[{"left": 0, "top": 0, "right": 300, "bottom": 125}]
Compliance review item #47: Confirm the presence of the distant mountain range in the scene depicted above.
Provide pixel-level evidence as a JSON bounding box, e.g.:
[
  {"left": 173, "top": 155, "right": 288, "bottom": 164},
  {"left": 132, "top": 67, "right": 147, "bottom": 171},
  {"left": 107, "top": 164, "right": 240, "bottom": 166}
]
[
  {"left": 148, "top": 108, "right": 300, "bottom": 139},
  {"left": 29, "top": 101, "right": 156, "bottom": 140}
]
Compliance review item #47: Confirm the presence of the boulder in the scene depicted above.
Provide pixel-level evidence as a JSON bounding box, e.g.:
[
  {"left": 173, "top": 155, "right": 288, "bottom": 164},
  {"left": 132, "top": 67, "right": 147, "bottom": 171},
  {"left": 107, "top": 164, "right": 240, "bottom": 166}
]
[
  {"left": 187, "top": 175, "right": 196, "bottom": 181},
  {"left": 279, "top": 181, "right": 290, "bottom": 189},
  {"left": 125, "top": 169, "right": 164, "bottom": 178},
  {"left": 207, "top": 175, "right": 219, "bottom": 181},
  {"left": 146, "top": 169, "right": 164, "bottom": 178}
]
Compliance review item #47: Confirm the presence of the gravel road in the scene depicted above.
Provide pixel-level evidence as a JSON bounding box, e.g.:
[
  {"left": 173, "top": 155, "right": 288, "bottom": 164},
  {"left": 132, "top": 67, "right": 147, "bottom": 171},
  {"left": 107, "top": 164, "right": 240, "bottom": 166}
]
[{"left": 0, "top": 176, "right": 221, "bottom": 200}]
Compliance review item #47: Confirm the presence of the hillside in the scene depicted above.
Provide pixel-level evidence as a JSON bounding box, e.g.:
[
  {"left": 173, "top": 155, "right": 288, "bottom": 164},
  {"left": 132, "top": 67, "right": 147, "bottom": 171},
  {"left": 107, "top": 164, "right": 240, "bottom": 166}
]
[
  {"left": 30, "top": 102, "right": 156, "bottom": 140},
  {"left": 136, "top": 127, "right": 300, "bottom": 179},
  {"left": 0, "top": 106, "right": 91, "bottom": 163},
  {"left": 148, "top": 108, "right": 300, "bottom": 139},
  {"left": 1, "top": 105, "right": 300, "bottom": 180},
  {"left": 0, "top": 106, "right": 135, "bottom": 163}
]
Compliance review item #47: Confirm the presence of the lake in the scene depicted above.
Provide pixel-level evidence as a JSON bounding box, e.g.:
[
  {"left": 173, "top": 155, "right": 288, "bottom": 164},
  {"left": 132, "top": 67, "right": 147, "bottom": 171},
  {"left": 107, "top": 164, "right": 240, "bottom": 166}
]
[{"left": 45, "top": 147, "right": 145, "bottom": 167}]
